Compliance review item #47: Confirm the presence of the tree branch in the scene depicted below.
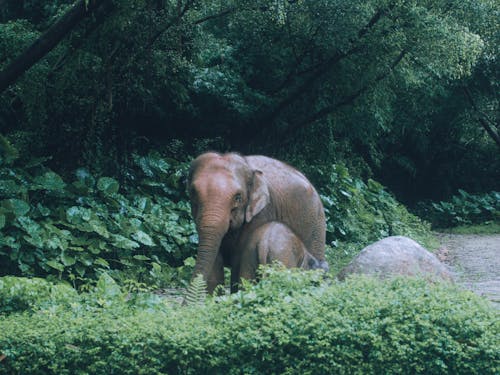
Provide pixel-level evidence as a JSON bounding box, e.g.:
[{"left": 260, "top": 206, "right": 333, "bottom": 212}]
[
  {"left": 144, "top": 0, "right": 195, "bottom": 50},
  {"left": 410, "top": 56, "right": 500, "bottom": 149},
  {"left": 262, "top": 5, "right": 394, "bottom": 126},
  {"left": 0, "top": 0, "right": 111, "bottom": 93},
  {"left": 290, "top": 50, "right": 407, "bottom": 134},
  {"left": 463, "top": 86, "right": 500, "bottom": 149},
  {"left": 193, "top": 7, "right": 237, "bottom": 25},
  {"left": 47, "top": 1, "right": 114, "bottom": 79}
]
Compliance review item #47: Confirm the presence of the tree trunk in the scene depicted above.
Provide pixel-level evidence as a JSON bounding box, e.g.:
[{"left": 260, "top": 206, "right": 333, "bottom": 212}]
[
  {"left": 0, "top": 0, "right": 111, "bottom": 93},
  {"left": 463, "top": 87, "right": 500, "bottom": 149}
]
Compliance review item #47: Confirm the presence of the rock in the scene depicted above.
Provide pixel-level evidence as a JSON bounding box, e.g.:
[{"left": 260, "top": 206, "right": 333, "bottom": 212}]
[{"left": 337, "top": 236, "right": 453, "bottom": 282}]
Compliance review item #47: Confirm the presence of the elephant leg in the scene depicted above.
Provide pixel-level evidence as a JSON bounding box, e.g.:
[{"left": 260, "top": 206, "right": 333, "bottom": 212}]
[
  {"left": 206, "top": 252, "right": 224, "bottom": 294},
  {"left": 230, "top": 238, "right": 259, "bottom": 292},
  {"left": 238, "top": 248, "right": 258, "bottom": 282},
  {"left": 229, "top": 250, "right": 241, "bottom": 293}
]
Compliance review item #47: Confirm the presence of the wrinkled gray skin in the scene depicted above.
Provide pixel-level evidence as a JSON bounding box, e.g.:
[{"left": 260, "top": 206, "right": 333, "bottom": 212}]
[
  {"left": 337, "top": 236, "right": 453, "bottom": 282},
  {"left": 238, "top": 222, "right": 326, "bottom": 280},
  {"left": 188, "top": 152, "right": 327, "bottom": 292}
]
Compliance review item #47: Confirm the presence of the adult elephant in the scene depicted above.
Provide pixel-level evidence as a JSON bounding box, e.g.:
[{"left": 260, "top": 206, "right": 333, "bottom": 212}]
[{"left": 188, "top": 152, "right": 327, "bottom": 292}]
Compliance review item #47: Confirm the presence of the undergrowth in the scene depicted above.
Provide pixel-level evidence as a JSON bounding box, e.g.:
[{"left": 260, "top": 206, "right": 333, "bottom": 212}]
[
  {"left": 416, "top": 190, "right": 500, "bottom": 229},
  {"left": 0, "top": 271, "right": 497, "bottom": 374},
  {"left": 1, "top": 145, "right": 433, "bottom": 285}
]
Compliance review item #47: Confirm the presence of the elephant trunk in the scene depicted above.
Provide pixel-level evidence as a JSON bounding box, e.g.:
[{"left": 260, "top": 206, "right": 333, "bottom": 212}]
[{"left": 192, "top": 208, "right": 229, "bottom": 285}]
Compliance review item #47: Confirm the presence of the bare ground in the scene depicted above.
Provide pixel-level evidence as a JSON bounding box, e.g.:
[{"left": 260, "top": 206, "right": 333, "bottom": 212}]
[{"left": 436, "top": 233, "right": 500, "bottom": 307}]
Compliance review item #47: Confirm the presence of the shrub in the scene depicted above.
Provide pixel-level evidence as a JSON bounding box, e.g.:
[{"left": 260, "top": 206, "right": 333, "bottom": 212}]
[
  {"left": 0, "top": 276, "right": 77, "bottom": 314},
  {"left": 315, "top": 164, "right": 433, "bottom": 272},
  {"left": 416, "top": 190, "right": 500, "bottom": 228},
  {"left": 0, "top": 151, "right": 197, "bottom": 283},
  {"left": 0, "top": 271, "right": 498, "bottom": 374}
]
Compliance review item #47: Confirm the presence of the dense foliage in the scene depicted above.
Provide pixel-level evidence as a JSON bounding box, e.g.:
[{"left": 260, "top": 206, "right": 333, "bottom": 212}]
[
  {"left": 0, "top": 0, "right": 498, "bottom": 201},
  {"left": 0, "top": 150, "right": 197, "bottom": 286},
  {"left": 0, "top": 271, "right": 498, "bottom": 374},
  {"left": 417, "top": 190, "right": 500, "bottom": 228},
  {"left": 312, "top": 163, "right": 432, "bottom": 272}
]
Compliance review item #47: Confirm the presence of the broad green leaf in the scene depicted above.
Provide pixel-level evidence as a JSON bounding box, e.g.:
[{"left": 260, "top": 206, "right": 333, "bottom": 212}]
[
  {"left": 61, "top": 252, "right": 76, "bottom": 266},
  {"left": 17, "top": 216, "right": 42, "bottom": 236},
  {"left": 151, "top": 262, "right": 161, "bottom": 273},
  {"left": 133, "top": 255, "right": 150, "bottom": 261},
  {"left": 75, "top": 265, "right": 86, "bottom": 277},
  {"left": 160, "top": 239, "right": 173, "bottom": 252},
  {"left": 134, "top": 196, "right": 152, "bottom": 213},
  {"left": 111, "top": 234, "right": 139, "bottom": 250},
  {"left": 129, "top": 218, "right": 142, "bottom": 229},
  {"left": 88, "top": 245, "right": 101, "bottom": 255},
  {"left": 97, "top": 177, "right": 119, "bottom": 195},
  {"left": 94, "top": 257, "right": 110, "bottom": 268},
  {"left": 96, "top": 273, "right": 122, "bottom": 299},
  {"left": 23, "top": 234, "right": 44, "bottom": 248},
  {"left": 0, "top": 180, "right": 23, "bottom": 196},
  {"left": 66, "top": 206, "right": 92, "bottom": 223},
  {"left": 89, "top": 220, "right": 109, "bottom": 238},
  {"left": 132, "top": 230, "right": 155, "bottom": 246},
  {"left": 33, "top": 171, "right": 66, "bottom": 191},
  {"left": 189, "top": 234, "right": 198, "bottom": 244},
  {"left": 78, "top": 253, "right": 94, "bottom": 266},
  {"left": 1, "top": 199, "right": 30, "bottom": 217},
  {"left": 46, "top": 260, "right": 65, "bottom": 272},
  {"left": 36, "top": 203, "right": 51, "bottom": 217}
]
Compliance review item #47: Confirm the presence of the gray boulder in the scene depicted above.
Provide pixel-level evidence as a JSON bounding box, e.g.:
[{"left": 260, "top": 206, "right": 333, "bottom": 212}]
[{"left": 338, "top": 236, "right": 453, "bottom": 282}]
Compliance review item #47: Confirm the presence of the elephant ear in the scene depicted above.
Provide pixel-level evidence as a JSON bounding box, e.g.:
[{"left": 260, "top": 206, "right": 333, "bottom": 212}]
[{"left": 246, "top": 170, "right": 270, "bottom": 222}]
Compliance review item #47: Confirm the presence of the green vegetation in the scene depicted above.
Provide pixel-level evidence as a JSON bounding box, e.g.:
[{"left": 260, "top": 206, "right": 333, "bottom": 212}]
[
  {"left": 417, "top": 190, "right": 500, "bottom": 229},
  {"left": 313, "top": 163, "right": 432, "bottom": 273},
  {"left": 439, "top": 222, "right": 500, "bottom": 235},
  {"left": 0, "top": 0, "right": 498, "bottom": 199},
  {"left": 0, "top": 271, "right": 498, "bottom": 374},
  {"left": 0, "top": 151, "right": 197, "bottom": 287}
]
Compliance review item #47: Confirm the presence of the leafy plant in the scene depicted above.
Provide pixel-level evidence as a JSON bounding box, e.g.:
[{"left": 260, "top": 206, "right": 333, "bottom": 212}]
[
  {"left": 0, "top": 276, "right": 77, "bottom": 314},
  {"left": 417, "top": 190, "right": 500, "bottom": 228},
  {"left": 0, "top": 272, "right": 497, "bottom": 374},
  {"left": 0, "top": 151, "right": 197, "bottom": 284},
  {"left": 309, "top": 164, "right": 433, "bottom": 272},
  {"left": 184, "top": 273, "right": 207, "bottom": 306}
]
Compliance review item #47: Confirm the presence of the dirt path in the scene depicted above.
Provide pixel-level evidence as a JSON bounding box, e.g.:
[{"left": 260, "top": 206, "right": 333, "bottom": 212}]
[{"left": 436, "top": 233, "right": 500, "bottom": 307}]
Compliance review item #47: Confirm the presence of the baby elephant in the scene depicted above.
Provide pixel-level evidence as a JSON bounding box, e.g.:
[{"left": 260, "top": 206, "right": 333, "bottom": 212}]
[{"left": 239, "top": 222, "right": 326, "bottom": 280}]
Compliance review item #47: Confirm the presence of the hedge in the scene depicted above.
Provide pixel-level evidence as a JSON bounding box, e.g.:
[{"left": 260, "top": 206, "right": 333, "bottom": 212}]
[{"left": 0, "top": 271, "right": 498, "bottom": 374}]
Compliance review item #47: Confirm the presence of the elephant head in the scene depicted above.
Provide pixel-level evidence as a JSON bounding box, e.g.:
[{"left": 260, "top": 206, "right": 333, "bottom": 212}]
[{"left": 188, "top": 152, "right": 270, "bottom": 282}]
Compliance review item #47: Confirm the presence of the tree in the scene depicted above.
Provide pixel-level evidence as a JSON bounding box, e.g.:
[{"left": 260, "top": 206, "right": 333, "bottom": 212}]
[
  {"left": 0, "top": 0, "right": 497, "bottom": 199},
  {"left": 0, "top": 0, "right": 112, "bottom": 93}
]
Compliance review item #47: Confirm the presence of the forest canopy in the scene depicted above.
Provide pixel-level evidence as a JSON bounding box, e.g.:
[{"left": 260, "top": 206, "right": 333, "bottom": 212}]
[{"left": 0, "top": 0, "right": 498, "bottom": 202}]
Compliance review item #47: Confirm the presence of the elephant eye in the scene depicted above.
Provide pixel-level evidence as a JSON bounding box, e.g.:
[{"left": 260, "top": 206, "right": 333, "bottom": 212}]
[{"left": 234, "top": 193, "right": 243, "bottom": 203}]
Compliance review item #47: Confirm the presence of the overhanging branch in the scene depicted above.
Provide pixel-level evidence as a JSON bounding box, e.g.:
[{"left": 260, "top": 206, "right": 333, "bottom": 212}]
[
  {"left": 289, "top": 50, "right": 407, "bottom": 134},
  {"left": 463, "top": 86, "right": 500, "bottom": 149},
  {"left": 262, "top": 5, "right": 395, "bottom": 126},
  {"left": 0, "top": 0, "right": 111, "bottom": 93}
]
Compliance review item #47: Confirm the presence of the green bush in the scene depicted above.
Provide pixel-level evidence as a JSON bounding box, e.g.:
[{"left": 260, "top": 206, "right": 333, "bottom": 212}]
[
  {"left": 313, "top": 164, "right": 433, "bottom": 272},
  {"left": 0, "top": 151, "right": 197, "bottom": 283},
  {"left": 416, "top": 190, "right": 500, "bottom": 228},
  {"left": 0, "top": 276, "right": 77, "bottom": 314},
  {"left": 0, "top": 271, "right": 498, "bottom": 374}
]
